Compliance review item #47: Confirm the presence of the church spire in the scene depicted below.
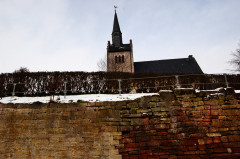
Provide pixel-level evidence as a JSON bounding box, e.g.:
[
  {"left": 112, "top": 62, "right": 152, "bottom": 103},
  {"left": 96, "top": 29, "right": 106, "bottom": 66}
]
[
  {"left": 112, "top": 10, "right": 122, "bottom": 47},
  {"left": 112, "top": 10, "right": 122, "bottom": 34}
]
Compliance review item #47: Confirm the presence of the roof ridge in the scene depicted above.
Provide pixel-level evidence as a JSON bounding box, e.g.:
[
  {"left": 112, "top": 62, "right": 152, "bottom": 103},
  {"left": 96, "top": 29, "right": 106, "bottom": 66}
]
[{"left": 134, "top": 57, "right": 190, "bottom": 63}]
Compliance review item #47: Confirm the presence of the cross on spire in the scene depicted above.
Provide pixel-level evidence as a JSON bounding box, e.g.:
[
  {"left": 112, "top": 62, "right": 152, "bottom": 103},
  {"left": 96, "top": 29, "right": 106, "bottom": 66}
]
[{"left": 114, "top": 5, "right": 118, "bottom": 12}]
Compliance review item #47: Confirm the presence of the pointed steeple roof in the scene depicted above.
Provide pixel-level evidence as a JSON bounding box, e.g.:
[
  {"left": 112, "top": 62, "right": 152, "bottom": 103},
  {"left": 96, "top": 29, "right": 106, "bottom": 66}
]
[{"left": 112, "top": 10, "right": 122, "bottom": 34}]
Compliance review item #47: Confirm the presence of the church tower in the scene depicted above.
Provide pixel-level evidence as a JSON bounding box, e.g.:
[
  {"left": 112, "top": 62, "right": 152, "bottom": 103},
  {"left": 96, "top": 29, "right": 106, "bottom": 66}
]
[{"left": 107, "top": 10, "right": 134, "bottom": 73}]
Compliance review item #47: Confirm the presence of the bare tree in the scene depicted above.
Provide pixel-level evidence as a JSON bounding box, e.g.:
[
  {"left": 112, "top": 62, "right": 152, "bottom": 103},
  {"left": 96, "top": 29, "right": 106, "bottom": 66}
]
[
  {"left": 229, "top": 43, "right": 240, "bottom": 72},
  {"left": 97, "top": 54, "right": 132, "bottom": 72},
  {"left": 97, "top": 55, "right": 107, "bottom": 71},
  {"left": 14, "top": 67, "right": 30, "bottom": 73}
]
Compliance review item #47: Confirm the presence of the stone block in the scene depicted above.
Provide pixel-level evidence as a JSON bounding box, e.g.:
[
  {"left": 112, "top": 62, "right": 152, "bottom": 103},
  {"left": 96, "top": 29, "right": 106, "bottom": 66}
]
[
  {"left": 151, "top": 107, "right": 162, "bottom": 112},
  {"left": 150, "top": 95, "right": 161, "bottom": 102},
  {"left": 206, "top": 133, "right": 221, "bottom": 137},
  {"left": 174, "top": 88, "right": 196, "bottom": 97},
  {"left": 119, "top": 122, "right": 131, "bottom": 126},
  {"left": 153, "top": 112, "right": 168, "bottom": 117},
  {"left": 158, "top": 91, "right": 175, "bottom": 101},
  {"left": 219, "top": 128, "right": 229, "bottom": 132},
  {"left": 119, "top": 126, "right": 133, "bottom": 131},
  {"left": 226, "top": 87, "right": 235, "bottom": 95},
  {"left": 128, "top": 114, "right": 142, "bottom": 118},
  {"left": 155, "top": 124, "right": 170, "bottom": 129},
  {"left": 148, "top": 102, "right": 157, "bottom": 108},
  {"left": 156, "top": 102, "right": 167, "bottom": 107},
  {"left": 127, "top": 102, "right": 138, "bottom": 108},
  {"left": 136, "top": 109, "right": 149, "bottom": 114},
  {"left": 129, "top": 108, "right": 137, "bottom": 114}
]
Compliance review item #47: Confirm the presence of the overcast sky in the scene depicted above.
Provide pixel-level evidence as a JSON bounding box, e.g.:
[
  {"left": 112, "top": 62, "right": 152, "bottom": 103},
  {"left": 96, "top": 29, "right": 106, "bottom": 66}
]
[{"left": 0, "top": 0, "right": 240, "bottom": 74}]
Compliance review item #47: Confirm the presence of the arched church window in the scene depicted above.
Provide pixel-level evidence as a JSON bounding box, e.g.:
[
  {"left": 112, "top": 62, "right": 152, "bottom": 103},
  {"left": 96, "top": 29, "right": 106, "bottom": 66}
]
[
  {"left": 115, "top": 56, "right": 118, "bottom": 63},
  {"left": 119, "top": 56, "right": 121, "bottom": 63},
  {"left": 122, "top": 55, "right": 124, "bottom": 63}
]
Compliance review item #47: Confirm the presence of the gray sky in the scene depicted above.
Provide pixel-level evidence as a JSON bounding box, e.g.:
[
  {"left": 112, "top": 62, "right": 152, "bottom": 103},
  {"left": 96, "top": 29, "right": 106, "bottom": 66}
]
[{"left": 0, "top": 0, "right": 240, "bottom": 74}]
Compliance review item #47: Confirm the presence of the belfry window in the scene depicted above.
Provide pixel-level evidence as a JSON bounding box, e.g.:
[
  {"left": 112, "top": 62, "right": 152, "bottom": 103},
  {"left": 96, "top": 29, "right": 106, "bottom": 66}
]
[
  {"left": 119, "top": 56, "right": 121, "bottom": 63},
  {"left": 115, "top": 55, "right": 125, "bottom": 63}
]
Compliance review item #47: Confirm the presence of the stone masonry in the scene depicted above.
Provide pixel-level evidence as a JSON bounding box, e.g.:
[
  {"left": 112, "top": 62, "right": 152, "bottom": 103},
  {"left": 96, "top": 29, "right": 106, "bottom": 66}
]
[{"left": 1, "top": 88, "right": 240, "bottom": 158}]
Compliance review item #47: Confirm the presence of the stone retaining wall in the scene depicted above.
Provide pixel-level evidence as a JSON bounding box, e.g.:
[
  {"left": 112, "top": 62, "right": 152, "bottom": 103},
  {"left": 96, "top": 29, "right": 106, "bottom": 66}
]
[{"left": 0, "top": 88, "right": 240, "bottom": 158}]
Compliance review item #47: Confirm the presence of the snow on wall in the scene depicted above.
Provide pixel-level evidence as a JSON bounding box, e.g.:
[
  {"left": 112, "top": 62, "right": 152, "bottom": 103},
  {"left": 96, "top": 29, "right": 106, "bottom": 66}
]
[{"left": 0, "top": 93, "right": 157, "bottom": 104}]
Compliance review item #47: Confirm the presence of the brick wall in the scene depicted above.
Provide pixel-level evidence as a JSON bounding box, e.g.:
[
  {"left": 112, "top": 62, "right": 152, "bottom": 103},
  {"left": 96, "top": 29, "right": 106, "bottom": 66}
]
[
  {"left": 1, "top": 88, "right": 240, "bottom": 158},
  {"left": 119, "top": 88, "right": 240, "bottom": 159}
]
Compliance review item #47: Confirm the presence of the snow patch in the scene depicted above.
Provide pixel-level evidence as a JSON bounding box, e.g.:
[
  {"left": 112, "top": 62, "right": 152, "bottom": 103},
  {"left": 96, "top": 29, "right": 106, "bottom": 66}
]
[
  {"left": 159, "top": 90, "right": 173, "bottom": 93},
  {"left": 235, "top": 90, "right": 240, "bottom": 93},
  {"left": 175, "top": 88, "right": 194, "bottom": 90},
  {"left": 0, "top": 93, "right": 158, "bottom": 104}
]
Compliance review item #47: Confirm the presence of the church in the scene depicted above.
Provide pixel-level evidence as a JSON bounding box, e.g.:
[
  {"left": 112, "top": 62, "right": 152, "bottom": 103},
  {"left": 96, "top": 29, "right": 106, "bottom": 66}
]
[{"left": 107, "top": 11, "right": 203, "bottom": 74}]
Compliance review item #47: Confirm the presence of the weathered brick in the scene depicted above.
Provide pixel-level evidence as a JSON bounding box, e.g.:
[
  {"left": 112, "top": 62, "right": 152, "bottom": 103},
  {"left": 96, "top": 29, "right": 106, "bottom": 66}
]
[
  {"left": 213, "top": 148, "right": 228, "bottom": 153},
  {"left": 204, "top": 137, "right": 213, "bottom": 144},
  {"left": 206, "top": 133, "right": 221, "bottom": 137},
  {"left": 213, "top": 137, "right": 221, "bottom": 143},
  {"left": 198, "top": 145, "right": 206, "bottom": 151},
  {"left": 221, "top": 136, "right": 229, "bottom": 142},
  {"left": 228, "top": 135, "right": 240, "bottom": 142},
  {"left": 155, "top": 124, "right": 170, "bottom": 129},
  {"left": 180, "top": 140, "right": 197, "bottom": 146},
  {"left": 198, "top": 139, "right": 205, "bottom": 145}
]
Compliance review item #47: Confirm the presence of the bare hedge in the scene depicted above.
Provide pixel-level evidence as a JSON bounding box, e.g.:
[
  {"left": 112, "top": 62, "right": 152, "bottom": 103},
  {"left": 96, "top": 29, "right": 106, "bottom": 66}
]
[{"left": 0, "top": 71, "right": 239, "bottom": 97}]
